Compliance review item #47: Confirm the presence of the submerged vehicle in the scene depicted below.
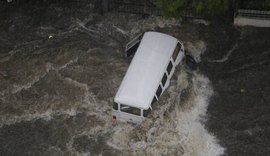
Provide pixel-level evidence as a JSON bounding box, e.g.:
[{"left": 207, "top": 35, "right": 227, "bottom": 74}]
[{"left": 113, "top": 32, "right": 192, "bottom": 124}]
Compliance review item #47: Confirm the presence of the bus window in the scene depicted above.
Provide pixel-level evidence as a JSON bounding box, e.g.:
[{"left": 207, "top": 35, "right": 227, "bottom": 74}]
[
  {"left": 156, "top": 85, "right": 162, "bottom": 98},
  {"left": 143, "top": 108, "right": 151, "bottom": 117},
  {"left": 120, "top": 104, "right": 141, "bottom": 116},
  {"left": 152, "top": 96, "right": 157, "bottom": 105},
  {"left": 125, "top": 33, "right": 143, "bottom": 57},
  {"left": 166, "top": 61, "right": 173, "bottom": 75},
  {"left": 172, "top": 43, "right": 181, "bottom": 61},
  {"left": 151, "top": 96, "right": 157, "bottom": 109},
  {"left": 113, "top": 102, "right": 118, "bottom": 110},
  {"left": 161, "top": 73, "right": 167, "bottom": 86}
]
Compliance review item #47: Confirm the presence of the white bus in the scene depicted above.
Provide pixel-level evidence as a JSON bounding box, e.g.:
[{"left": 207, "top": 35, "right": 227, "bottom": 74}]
[{"left": 113, "top": 32, "right": 186, "bottom": 124}]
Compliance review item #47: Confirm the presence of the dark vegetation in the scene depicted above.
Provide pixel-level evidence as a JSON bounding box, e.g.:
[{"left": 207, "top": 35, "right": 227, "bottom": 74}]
[
  {"left": 155, "top": 0, "right": 270, "bottom": 18},
  {"left": 155, "top": 0, "right": 229, "bottom": 17}
]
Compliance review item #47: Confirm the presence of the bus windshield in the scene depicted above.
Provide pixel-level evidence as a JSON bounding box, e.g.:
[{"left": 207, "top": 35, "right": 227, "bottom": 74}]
[{"left": 120, "top": 104, "right": 141, "bottom": 116}]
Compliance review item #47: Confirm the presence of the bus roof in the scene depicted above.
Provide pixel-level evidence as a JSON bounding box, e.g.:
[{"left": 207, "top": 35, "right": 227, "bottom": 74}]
[{"left": 114, "top": 32, "right": 178, "bottom": 110}]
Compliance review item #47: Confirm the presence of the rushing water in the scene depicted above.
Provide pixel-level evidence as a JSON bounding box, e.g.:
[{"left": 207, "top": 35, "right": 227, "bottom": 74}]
[
  {"left": 0, "top": 9, "right": 225, "bottom": 155},
  {"left": 1, "top": 2, "right": 269, "bottom": 156},
  {"left": 107, "top": 70, "right": 224, "bottom": 156}
]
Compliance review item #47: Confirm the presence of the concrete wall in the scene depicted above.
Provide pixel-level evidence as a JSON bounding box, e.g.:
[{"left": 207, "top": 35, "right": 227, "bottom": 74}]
[{"left": 234, "top": 16, "right": 270, "bottom": 27}]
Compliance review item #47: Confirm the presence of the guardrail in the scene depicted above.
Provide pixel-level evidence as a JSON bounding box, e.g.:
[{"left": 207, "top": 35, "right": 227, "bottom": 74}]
[{"left": 237, "top": 9, "right": 270, "bottom": 18}]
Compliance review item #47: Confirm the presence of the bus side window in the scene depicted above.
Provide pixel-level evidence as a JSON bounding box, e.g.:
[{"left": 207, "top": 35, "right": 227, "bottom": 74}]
[
  {"left": 161, "top": 73, "right": 167, "bottom": 86},
  {"left": 156, "top": 85, "right": 162, "bottom": 98},
  {"left": 151, "top": 96, "right": 157, "bottom": 109},
  {"left": 125, "top": 33, "right": 143, "bottom": 57},
  {"left": 152, "top": 96, "right": 157, "bottom": 105},
  {"left": 172, "top": 43, "right": 181, "bottom": 61},
  {"left": 167, "top": 61, "right": 173, "bottom": 75}
]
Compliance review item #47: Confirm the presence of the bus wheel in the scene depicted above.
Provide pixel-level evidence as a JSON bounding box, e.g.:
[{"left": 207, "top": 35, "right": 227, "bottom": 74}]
[{"left": 185, "top": 55, "right": 197, "bottom": 70}]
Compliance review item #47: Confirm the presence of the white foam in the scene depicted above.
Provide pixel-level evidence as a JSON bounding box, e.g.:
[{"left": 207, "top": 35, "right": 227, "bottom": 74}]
[
  {"left": 185, "top": 41, "right": 207, "bottom": 63},
  {"left": 11, "top": 73, "right": 47, "bottom": 94},
  {"left": 0, "top": 108, "right": 77, "bottom": 128},
  {"left": 107, "top": 69, "right": 225, "bottom": 156},
  {"left": 208, "top": 44, "right": 238, "bottom": 63},
  {"left": 113, "top": 25, "right": 127, "bottom": 35},
  {"left": 65, "top": 135, "right": 92, "bottom": 156},
  {"left": 129, "top": 16, "right": 181, "bottom": 38},
  {"left": 193, "top": 19, "right": 210, "bottom": 26},
  {"left": 0, "top": 57, "right": 78, "bottom": 97}
]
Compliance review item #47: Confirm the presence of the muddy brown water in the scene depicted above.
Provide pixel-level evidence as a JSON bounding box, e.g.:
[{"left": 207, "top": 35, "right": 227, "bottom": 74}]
[{"left": 0, "top": 1, "right": 270, "bottom": 156}]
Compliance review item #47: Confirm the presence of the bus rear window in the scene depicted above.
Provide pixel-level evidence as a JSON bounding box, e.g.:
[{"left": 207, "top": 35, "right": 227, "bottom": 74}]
[{"left": 120, "top": 104, "right": 141, "bottom": 116}]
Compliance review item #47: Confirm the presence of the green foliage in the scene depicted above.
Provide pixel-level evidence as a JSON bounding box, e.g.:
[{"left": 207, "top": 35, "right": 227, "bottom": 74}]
[{"left": 155, "top": 0, "right": 229, "bottom": 17}]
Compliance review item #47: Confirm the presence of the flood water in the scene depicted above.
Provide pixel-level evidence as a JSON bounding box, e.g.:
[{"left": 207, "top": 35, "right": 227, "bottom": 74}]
[{"left": 0, "top": 1, "right": 269, "bottom": 156}]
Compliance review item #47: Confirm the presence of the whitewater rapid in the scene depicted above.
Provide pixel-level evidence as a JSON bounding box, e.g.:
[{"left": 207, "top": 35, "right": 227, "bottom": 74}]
[
  {"left": 0, "top": 13, "right": 225, "bottom": 156},
  {"left": 106, "top": 68, "right": 225, "bottom": 156}
]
